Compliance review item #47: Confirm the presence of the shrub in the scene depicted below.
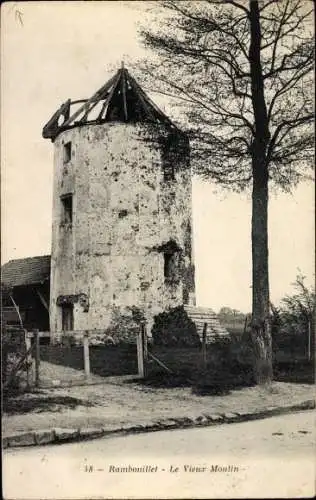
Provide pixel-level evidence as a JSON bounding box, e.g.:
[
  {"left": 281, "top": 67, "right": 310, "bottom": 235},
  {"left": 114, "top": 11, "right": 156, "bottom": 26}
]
[
  {"left": 192, "top": 361, "right": 255, "bottom": 396},
  {"left": 60, "top": 334, "right": 77, "bottom": 347},
  {"left": 152, "top": 306, "right": 200, "bottom": 346},
  {"left": 138, "top": 369, "right": 192, "bottom": 388},
  {"left": 2, "top": 341, "right": 30, "bottom": 397},
  {"left": 192, "top": 338, "right": 255, "bottom": 395},
  {"left": 274, "top": 359, "right": 314, "bottom": 384},
  {"left": 271, "top": 274, "right": 315, "bottom": 359},
  {"left": 103, "top": 306, "right": 144, "bottom": 343}
]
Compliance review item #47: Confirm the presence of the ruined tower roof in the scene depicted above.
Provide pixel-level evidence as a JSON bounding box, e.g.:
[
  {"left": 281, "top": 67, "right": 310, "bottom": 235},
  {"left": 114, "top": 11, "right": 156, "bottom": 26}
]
[{"left": 43, "top": 66, "right": 179, "bottom": 140}]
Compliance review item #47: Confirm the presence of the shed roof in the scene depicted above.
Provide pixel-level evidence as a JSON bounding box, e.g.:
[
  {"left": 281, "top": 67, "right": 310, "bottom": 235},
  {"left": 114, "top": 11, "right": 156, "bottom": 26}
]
[
  {"left": 1, "top": 255, "right": 51, "bottom": 288},
  {"left": 43, "top": 66, "right": 179, "bottom": 140},
  {"left": 184, "top": 305, "right": 230, "bottom": 342}
]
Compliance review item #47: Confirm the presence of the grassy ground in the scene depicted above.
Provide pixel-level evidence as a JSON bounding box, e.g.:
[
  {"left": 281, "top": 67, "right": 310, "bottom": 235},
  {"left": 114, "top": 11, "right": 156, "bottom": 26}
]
[
  {"left": 274, "top": 361, "right": 314, "bottom": 384},
  {"left": 9, "top": 341, "right": 313, "bottom": 394},
  {"left": 39, "top": 344, "right": 138, "bottom": 377}
]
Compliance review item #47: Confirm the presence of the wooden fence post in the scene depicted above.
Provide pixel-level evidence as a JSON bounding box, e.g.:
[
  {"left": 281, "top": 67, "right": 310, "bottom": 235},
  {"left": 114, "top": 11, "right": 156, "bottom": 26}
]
[
  {"left": 34, "top": 329, "right": 40, "bottom": 388},
  {"left": 243, "top": 315, "right": 248, "bottom": 337},
  {"left": 202, "top": 323, "right": 207, "bottom": 371},
  {"left": 137, "top": 327, "right": 145, "bottom": 378},
  {"left": 25, "top": 332, "right": 32, "bottom": 389},
  {"left": 83, "top": 332, "right": 90, "bottom": 380},
  {"left": 307, "top": 320, "right": 311, "bottom": 361},
  {"left": 142, "top": 322, "right": 148, "bottom": 377},
  {"left": 2, "top": 342, "right": 8, "bottom": 387}
]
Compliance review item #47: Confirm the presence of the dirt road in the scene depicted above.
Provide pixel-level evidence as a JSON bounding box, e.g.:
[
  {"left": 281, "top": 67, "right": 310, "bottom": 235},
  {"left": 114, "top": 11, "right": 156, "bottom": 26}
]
[{"left": 3, "top": 410, "right": 315, "bottom": 499}]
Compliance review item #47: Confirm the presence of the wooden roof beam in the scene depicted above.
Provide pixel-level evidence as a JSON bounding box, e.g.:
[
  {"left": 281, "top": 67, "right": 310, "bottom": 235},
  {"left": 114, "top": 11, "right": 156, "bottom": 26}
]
[
  {"left": 126, "top": 72, "right": 156, "bottom": 121},
  {"left": 97, "top": 70, "right": 122, "bottom": 121},
  {"left": 136, "top": 83, "right": 175, "bottom": 127},
  {"left": 62, "top": 72, "right": 119, "bottom": 128},
  {"left": 126, "top": 70, "right": 175, "bottom": 127},
  {"left": 42, "top": 99, "right": 71, "bottom": 139},
  {"left": 121, "top": 68, "right": 128, "bottom": 121}
]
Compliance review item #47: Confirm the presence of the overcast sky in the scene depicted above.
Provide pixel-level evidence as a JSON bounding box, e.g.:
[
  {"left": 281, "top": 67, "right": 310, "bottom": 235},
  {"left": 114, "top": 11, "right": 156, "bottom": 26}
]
[{"left": 1, "top": 1, "right": 314, "bottom": 313}]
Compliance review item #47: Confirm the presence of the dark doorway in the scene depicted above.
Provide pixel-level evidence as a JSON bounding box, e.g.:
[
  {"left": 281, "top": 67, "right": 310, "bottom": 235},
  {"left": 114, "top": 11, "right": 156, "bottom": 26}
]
[{"left": 61, "top": 304, "right": 74, "bottom": 331}]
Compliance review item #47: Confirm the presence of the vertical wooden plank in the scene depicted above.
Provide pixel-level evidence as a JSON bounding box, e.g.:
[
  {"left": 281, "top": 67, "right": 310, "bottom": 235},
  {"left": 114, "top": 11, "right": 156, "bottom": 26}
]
[
  {"left": 121, "top": 67, "right": 128, "bottom": 121},
  {"left": 142, "top": 322, "right": 148, "bottom": 359},
  {"left": 243, "top": 315, "right": 248, "bottom": 336},
  {"left": 137, "top": 327, "right": 144, "bottom": 378},
  {"left": 142, "top": 322, "right": 148, "bottom": 377},
  {"left": 202, "top": 323, "right": 207, "bottom": 370},
  {"left": 25, "top": 334, "right": 32, "bottom": 389},
  {"left": 34, "top": 329, "right": 40, "bottom": 388},
  {"left": 83, "top": 332, "right": 90, "bottom": 380},
  {"left": 2, "top": 342, "right": 8, "bottom": 387},
  {"left": 307, "top": 320, "right": 311, "bottom": 361}
]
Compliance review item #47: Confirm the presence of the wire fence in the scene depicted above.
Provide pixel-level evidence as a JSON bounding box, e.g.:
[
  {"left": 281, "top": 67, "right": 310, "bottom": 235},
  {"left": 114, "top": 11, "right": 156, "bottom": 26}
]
[{"left": 22, "top": 328, "right": 140, "bottom": 388}]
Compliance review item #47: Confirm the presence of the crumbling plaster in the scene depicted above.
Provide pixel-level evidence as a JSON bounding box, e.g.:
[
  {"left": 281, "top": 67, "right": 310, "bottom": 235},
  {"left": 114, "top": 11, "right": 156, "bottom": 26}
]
[{"left": 50, "top": 122, "right": 195, "bottom": 335}]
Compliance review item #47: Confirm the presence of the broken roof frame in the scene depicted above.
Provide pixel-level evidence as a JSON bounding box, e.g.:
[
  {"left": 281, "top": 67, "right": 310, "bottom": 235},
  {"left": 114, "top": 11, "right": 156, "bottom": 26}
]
[{"left": 43, "top": 66, "right": 179, "bottom": 141}]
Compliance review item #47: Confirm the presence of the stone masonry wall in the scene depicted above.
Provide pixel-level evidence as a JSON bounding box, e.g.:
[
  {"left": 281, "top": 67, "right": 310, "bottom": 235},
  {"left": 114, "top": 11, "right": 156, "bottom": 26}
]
[{"left": 50, "top": 122, "right": 195, "bottom": 336}]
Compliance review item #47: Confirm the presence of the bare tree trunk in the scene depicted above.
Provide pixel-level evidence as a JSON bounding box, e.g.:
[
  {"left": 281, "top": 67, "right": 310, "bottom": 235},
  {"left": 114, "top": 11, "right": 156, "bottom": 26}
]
[
  {"left": 249, "top": 0, "right": 273, "bottom": 384},
  {"left": 251, "top": 160, "right": 273, "bottom": 384}
]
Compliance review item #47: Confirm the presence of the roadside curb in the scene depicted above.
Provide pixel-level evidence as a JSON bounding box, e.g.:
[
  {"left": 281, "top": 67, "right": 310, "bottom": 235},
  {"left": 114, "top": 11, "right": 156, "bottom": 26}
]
[{"left": 3, "top": 399, "right": 315, "bottom": 449}]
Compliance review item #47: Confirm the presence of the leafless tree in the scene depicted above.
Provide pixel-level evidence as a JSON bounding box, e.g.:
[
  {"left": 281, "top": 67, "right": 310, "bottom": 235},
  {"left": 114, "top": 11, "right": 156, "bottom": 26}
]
[{"left": 138, "top": 0, "right": 314, "bottom": 384}]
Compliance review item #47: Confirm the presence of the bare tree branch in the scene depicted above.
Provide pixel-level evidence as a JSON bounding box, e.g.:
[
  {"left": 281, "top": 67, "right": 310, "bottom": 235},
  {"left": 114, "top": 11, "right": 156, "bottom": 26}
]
[{"left": 138, "top": 0, "right": 314, "bottom": 186}]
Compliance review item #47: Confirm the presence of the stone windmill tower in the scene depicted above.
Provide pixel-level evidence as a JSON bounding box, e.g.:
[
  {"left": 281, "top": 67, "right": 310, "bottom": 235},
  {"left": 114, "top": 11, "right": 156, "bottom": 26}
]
[{"left": 43, "top": 66, "right": 196, "bottom": 336}]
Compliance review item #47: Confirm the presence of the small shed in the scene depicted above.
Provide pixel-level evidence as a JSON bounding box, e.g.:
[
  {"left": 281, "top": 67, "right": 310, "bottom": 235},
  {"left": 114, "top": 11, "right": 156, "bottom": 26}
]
[{"left": 1, "top": 255, "right": 51, "bottom": 331}]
